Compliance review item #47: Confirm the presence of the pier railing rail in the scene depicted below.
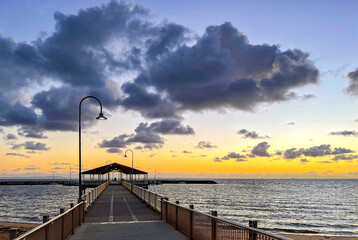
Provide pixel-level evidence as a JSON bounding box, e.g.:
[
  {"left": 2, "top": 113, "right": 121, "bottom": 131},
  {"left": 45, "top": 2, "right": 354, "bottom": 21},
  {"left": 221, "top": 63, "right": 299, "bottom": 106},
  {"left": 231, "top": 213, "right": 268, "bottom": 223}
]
[
  {"left": 122, "top": 181, "right": 292, "bottom": 240},
  {"left": 82, "top": 181, "right": 109, "bottom": 212},
  {"left": 14, "top": 202, "right": 84, "bottom": 240},
  {"left": 15, "top": 180, "right": 109, "bottom": 240}
]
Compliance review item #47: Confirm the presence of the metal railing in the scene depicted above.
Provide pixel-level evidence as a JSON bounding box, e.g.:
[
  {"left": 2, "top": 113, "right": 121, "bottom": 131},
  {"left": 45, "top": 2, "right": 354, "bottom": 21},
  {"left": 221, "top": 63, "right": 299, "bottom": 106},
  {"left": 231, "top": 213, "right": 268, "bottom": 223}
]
[
  {"left": 15, "top": 181, "right": 109, "bottom": 240},
  {"left": 82, "top": 181, "right": 109, "bottom": 212},
  {"left": 122, "top": 181, "right": 163, "bottom": 212},
  {"left": 122, "top": 181, "right": 292, "bottom": 240},
  {"left": 14, "top": 202, "right": 84, "bottom": 240}
]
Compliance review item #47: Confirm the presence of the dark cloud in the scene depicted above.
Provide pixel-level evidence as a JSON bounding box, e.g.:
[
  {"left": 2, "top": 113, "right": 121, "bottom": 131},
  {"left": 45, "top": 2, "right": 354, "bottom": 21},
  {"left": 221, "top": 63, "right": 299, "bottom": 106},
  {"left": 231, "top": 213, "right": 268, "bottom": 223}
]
[
  {"left": 222, "top": 152, "right": 246, "bottom": 160},
  {"left": 317, "top": 161, "right": 333, "bottom": 164},
  {"left": 284, "top": 148, "right": 302, "bottom": 159},
  {"left": 123, "top": 22, "right": 319, "bottom": 118},
  {"left": 0, "top": 128, "right": 3, "bottom": 133},
  {"left": 214, "top": 152, "right": 247, "bottom": 162},
  {"left": 4, "top": 133, "right": 17, "bottom": 140},
  {"left": 283, "top": 144, "right": 354, "bottom": 159},
  {"left": 346, "top": 68, "right": 358, "bottom": 95},
  {"left": 0, "top": 1, "right": 187, "bottom": 130},
  {"left": 11, "top": 141, "right": 49, "bottom": 151},
  {"left": 126, "top": 123, "right": 164, "bottom": 144},
  {"left": 144, "top": 119, "right": 194, "bottom": 135},
  {"left": 251, "top": 142, "right": 270, "bottom": 157},
  {"left": 182, "top": 150, "right": 192, "bottom": 154},
  {"left": 51, "top": 167, "right": 65, "bottom": 170},
  {"left": 332, "top": 154, "right": 358, "bottom": 161},
  {"left": 106, "top": 148, "right": 122, "bottom": 153},
  {"left": 6, "top": 153, "right": 29, "bottom": 158},
  {"left": 246, "top": 153, "right": 256, "bottom": 158},
  {"left": 134, "top": 146, "right": 143, "bottom": 150},
  {"left": 286, "top": 122, "right": 295, "bottom": 125},
  {"left": 302, "top": 94, "right": 315, "bottom": 100},
  {"left": 0, "top": 1, "right": 318, "bottom": 136},
  {"left": 236, "top": 158, "right": 247, "bottom": 162},
  {"left": 329, "top": 130, "right": 358, "bottom": 137},
  {"left": 99, "top": 134, "right": 129, "bottom": 148},
  {"left": 300, "top": 158, "right": 309, "bottom": 164},
  {"left": 196, "top": 141, "right": 217, "bottom": 149},
  {"left": 17, "top": 126, "right": 48, "bottom": 139},
  {"left": 237, "top": 129, "right": 269, "bottom": 139},
  {"left": 143, "top": 143, "right": 163, "bottom": 150}
]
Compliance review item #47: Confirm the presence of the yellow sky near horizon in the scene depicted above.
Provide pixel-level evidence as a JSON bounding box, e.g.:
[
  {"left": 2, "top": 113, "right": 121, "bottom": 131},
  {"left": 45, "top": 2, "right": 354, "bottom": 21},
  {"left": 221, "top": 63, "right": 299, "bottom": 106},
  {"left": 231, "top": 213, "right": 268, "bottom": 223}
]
[{"left": 1, "top": 124, "right": 358, "bottom": 179}]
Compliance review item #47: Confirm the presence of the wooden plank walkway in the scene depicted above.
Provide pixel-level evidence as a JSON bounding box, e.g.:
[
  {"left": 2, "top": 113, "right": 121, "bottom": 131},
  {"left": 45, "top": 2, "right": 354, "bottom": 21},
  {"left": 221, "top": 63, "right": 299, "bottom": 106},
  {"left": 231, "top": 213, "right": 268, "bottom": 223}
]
[{"left": 69, "top": 185, "right": 189, "bottom": 240}]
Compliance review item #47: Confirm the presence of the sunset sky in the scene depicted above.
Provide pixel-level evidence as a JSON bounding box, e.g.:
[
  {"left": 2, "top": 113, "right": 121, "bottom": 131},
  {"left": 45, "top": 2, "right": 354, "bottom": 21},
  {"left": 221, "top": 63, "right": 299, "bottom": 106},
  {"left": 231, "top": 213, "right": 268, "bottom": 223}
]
[{"left": 1, "top": 0, "right": 358, "bottom": 179}]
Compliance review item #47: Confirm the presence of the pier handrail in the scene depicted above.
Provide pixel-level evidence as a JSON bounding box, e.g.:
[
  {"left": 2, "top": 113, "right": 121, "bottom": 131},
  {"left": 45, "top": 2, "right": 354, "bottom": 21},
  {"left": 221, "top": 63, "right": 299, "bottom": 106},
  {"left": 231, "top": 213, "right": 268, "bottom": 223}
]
[
  {"left": 122, "top": 181, "right": 164, "bottom": 212},
  {"left": 15, "top": 180, "right": 109, "bottom": 239},
  {"left": 82, "top": 180, "right": 109, "bottom": 212},
  {"left": 14, "top": 202, "right": 84, "bottom": 240},
  {"left": 122, "top": 181, "right": 292, "bottom": 240}
]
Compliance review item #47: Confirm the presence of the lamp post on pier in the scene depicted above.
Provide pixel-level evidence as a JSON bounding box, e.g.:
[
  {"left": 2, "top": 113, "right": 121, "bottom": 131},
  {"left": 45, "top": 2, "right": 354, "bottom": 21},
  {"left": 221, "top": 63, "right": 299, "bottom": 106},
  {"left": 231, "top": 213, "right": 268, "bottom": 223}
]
[
  {"left": 124, "top": 149, "right": 133, "bottom": 192},
  {"left": 78, "top": 96, "right": 107, "bottom": 202}
]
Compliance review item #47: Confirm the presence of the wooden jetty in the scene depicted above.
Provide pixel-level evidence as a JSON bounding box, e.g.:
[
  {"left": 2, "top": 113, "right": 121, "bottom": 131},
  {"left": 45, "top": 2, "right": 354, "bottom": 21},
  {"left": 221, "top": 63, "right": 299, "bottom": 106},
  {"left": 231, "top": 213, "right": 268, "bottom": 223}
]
[{"left": 14, "top": 180, "right": 292, "bottom": 240}]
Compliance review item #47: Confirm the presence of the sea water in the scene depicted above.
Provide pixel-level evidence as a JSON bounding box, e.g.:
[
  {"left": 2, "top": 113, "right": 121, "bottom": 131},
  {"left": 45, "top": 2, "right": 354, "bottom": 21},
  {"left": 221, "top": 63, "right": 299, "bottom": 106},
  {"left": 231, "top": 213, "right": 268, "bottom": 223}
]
[
  {"left": 0, "top": 184, "right": 80, "bottom": 223},
  {"left": 149, "top": 179, "right": 358, "bottom": 236},
  {"left": 0, "top": 179, "right": 357, "bottom": 235}
]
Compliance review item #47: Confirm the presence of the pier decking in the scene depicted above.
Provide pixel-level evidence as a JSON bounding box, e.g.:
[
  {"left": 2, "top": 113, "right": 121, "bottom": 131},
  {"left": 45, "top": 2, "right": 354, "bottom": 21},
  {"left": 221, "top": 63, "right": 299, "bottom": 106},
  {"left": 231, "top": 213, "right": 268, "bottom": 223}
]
[{"left": 69, "top": 185, "right": 188, "bottom": 239}]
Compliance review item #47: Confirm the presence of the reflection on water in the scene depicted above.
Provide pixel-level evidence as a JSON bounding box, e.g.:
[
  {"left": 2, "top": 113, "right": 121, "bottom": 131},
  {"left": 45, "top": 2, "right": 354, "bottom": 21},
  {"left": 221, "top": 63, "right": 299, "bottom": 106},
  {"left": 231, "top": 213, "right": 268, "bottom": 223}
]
[{"left": 149, "top": 179, "right": 358, "bottom": 235}]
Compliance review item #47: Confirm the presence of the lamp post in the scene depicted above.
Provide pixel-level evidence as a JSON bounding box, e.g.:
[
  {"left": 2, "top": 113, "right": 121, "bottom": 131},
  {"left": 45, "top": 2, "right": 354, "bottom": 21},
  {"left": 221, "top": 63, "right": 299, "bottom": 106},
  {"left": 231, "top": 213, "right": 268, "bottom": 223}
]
[
  {"left": 124, "top": 149, "right": 133, "bottom": 192},
  {"left": 79, "top": 96, "right": 107, "bottom": 202},
  {"left": 105, "top": 160, "right": 112, "bottom": 182}
]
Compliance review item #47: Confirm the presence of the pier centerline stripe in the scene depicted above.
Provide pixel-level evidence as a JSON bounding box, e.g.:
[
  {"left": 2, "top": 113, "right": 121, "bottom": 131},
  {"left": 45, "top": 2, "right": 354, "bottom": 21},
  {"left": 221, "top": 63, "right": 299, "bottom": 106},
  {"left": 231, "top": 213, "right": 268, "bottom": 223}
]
[
  {"left": 109, "top": 191, "right": 113, "bottom": 222},
  {"left": 123, "top": 197, "right": 138, "bottom": 221}
]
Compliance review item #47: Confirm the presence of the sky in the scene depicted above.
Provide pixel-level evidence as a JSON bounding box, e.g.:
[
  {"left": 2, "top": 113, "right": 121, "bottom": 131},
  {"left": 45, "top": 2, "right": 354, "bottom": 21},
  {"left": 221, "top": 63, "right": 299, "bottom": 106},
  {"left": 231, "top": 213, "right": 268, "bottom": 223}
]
[{"left": 1, "top": 0, "right": 358, "bottom": 179}]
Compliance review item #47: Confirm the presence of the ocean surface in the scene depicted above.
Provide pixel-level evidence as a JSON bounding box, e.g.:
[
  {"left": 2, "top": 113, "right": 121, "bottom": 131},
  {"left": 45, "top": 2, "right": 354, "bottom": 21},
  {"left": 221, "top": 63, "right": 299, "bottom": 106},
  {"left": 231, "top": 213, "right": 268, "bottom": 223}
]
[
  {"left": 0, "top": 184, "right": 81, "bottom": 223},
  {"left": 0, "top": 179, "right": 357, "bottom": 236},
  {"left": 149, "top": 179, "right": 358, "bottom": 236}
]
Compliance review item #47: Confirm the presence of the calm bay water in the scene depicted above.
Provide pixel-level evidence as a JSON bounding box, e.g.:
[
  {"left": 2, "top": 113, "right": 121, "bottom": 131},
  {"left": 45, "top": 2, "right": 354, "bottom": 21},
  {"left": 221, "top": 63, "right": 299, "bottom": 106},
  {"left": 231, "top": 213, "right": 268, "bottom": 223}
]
[
  {"left": 0, "top": 179, "right": 357, "bottom": 236},
  {"left": 149, "top": 179, "right": 358, "bottom": 236},
  {"left": 0, "top": 184, "right": 80, "bottom": 223}
]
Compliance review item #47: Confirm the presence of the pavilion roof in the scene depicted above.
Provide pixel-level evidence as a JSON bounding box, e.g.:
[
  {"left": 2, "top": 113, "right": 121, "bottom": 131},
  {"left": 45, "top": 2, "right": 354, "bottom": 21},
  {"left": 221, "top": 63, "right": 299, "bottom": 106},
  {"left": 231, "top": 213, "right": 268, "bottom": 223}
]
[{"left": 81, "top": 162, "right": 147, "bottom": 175}]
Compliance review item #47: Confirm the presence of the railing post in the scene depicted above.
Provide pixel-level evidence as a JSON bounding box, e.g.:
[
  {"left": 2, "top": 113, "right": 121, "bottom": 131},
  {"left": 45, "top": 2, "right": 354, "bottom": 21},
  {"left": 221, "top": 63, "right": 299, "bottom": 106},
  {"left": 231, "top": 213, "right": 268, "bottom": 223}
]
[
  {"left": 164, "top": 197, "right": 169, "bottom": 222},
  {"left": 154, "top": 193, "right": 157, "bottom": 210},
  {"left": 249, "top": 220, "right": 258, "bottom": 240},
  {"left": 84, "top": 194, "right": 87, "bottom": 211},
  {"left": 211, "top": 211, "right": 217, "bottom": 240},
  {"left": 148, "top": 191, "right": 151, "bottom": 205},
  {"left": 43, "top": 215, "right": 49, "bottom": 223},
  {"left": 8, "top": 228, "right": 18, "bottom": 240},
  {"left": 82, "top": 202, "right": 85, "bottom": 223},
  {"left": 175, "top": 201, "right": 179, "bottom": 229},
  {"left": 60, "top": 209, "right": 65, "bottom": 240},
  {"left": 43, "top": 215, "right": 49, "bottom": 240},
  {"left": 189, "top": 205, "right": 194, "bottom": 239},
  {"left": 71, "top": 206, "right": 74, "bottom": 235},
  {"left": 78, "top": 203, "right": 82, "bottom": 226}
]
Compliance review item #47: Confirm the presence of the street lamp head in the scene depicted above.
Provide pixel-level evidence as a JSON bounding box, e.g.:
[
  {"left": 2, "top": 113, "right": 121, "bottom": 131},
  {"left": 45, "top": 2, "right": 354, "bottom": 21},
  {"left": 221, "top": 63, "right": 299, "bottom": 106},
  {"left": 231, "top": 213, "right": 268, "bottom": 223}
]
[
  {"left": 124, "top": 154, "right": 127, "bottom": 158},
  {"left": 96, "top": 112, "right": 107, "bottom": 120}
]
